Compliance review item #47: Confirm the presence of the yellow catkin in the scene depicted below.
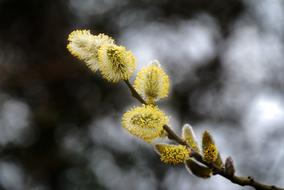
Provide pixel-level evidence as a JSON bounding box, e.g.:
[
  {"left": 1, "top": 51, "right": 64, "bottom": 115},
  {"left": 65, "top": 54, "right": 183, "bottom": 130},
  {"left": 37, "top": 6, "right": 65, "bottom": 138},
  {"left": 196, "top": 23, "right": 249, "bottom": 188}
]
[
  {"left": 182, "top": 124, "right": 201, "bottom": 154},
  {"left": 67, "top": 30, "right": 114, "bottom": 72},
  {"left": 134, "top": 60, "right": 169, "bottom": 103},
  {"left": 121, "top": 105, "right": 168, "bottom": 142},
  {"left": 98, "top": 44, "right": 136, "bottom": 82},
  {"left": 202, "top": 131, "right": 218, "bottom": 163},
  {"left": 155, "top": 144, "right": 190, "bottom": 164}
]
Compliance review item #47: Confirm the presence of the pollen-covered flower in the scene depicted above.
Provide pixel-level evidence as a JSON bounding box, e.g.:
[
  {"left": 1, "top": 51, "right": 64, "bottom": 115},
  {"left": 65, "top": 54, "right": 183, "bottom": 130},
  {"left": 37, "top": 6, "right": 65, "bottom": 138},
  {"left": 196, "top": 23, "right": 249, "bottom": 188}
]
[
  {"left": 121, "top": 105, "right": 168, "bottom": 142},
  {"left": 98, "top": 44, "right": 136, "bottom": 82},
  {"left": 155, "top": 144, "right": 190, "bottom": 164},
  {"left": 134, "top": 60, "right": 169, "bottom": 103},
  {"left": 67, "top": 30, "right": 114, "bottom": 72}
]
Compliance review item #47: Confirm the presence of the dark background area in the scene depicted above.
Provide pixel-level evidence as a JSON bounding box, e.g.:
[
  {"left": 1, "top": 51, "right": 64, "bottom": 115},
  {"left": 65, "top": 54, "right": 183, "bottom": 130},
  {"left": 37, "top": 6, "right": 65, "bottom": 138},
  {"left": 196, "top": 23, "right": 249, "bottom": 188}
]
[{"left": 0, "top": 0, "right": 284, "bottom": 189}]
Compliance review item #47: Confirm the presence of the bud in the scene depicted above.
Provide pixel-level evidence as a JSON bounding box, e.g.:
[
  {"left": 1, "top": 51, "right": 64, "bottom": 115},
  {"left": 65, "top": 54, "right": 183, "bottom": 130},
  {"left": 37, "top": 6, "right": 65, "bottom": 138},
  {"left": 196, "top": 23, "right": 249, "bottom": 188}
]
[
  {"left": 214, "top": 152, "right": 223, "bottom": 168},
  {"left": 185, "top": 159, "right": 212, "bottom": 178},
  {"left": 202, "top": 130, "right": 218, "bottom": 163},
  {"left": 224, "top": 156, "right": 235, "bottom": 176},
  {"left": 182, "top": 124, "right": 200, "bottom": 153}
]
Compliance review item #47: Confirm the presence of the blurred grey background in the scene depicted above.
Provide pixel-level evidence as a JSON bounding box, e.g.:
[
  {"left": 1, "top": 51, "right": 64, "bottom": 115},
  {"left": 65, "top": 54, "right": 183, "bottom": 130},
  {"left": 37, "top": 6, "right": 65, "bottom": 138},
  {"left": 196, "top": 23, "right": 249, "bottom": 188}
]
[{"left": 0, "top": 0, "right": 284, "bottom": 189}]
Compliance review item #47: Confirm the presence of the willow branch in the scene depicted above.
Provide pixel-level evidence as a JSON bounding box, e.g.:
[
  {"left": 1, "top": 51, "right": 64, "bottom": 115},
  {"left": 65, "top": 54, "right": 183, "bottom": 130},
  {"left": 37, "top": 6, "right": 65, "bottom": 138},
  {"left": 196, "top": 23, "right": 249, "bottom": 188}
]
[
  {"left": 124, "top": 80, "right": 147, "bottom": 104},
  {"left": 123, "top": 79, "right": 284, "bottom": 190},
  {"left": 164, "top": 125, "right": 284, "bottom": 190}
]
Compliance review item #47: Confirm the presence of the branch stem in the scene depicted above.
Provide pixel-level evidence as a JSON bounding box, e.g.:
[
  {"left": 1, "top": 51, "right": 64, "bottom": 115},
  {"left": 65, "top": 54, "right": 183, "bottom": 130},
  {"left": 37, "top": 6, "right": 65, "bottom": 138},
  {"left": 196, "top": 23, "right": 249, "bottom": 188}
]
[
  {"left": 123, "top": 79, "right": 284, "bottom": 190},
  {"left": 124, "top": 80, "right": 147, "bottom": 104}
]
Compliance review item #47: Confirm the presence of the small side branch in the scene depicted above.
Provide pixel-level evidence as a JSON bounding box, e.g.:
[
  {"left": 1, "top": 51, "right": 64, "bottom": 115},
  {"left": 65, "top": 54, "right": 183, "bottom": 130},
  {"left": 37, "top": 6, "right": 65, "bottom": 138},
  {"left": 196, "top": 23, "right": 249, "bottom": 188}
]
[
  {"left": 123, "top": 79, "right": 284, "bottom": 190},
  {"left": 165, "top": 125, "right": 284, "bottom": 190}
]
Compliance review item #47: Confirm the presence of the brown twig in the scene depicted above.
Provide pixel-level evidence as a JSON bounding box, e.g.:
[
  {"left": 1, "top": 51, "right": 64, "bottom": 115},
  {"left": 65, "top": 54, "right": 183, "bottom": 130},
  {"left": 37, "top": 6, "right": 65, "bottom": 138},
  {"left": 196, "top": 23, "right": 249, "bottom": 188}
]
[
  {"left": 124, "top": 80, "right": 147, "bottom": 104},
  {"left": 164, "top": 125, "right": 284, "bottom": 190},
  {"left": 123, "top": 79, "right": 284, "bottom": 190}
]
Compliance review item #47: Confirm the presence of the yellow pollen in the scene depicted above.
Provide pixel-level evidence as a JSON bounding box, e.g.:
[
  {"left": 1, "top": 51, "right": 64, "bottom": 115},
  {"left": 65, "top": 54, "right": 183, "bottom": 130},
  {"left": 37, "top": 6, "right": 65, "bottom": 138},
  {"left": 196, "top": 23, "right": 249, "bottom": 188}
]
[
  {"left": 98, "top": 44, "right": 136, "bottom": 82},
  {"left": 121, "top": 105, "right": 168, "bottom": 142},
  {"left": 134, "top": 60, "right": 170, "bottom": 103},
  {"left": 67, "top": 29, "right": 114, "bottom": 72},
  {"left": 202, "top": 131, "right": 218, "bottom": 163},
  {"left": 155, "top": 144, "right": 190, "bottom": 164}
]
